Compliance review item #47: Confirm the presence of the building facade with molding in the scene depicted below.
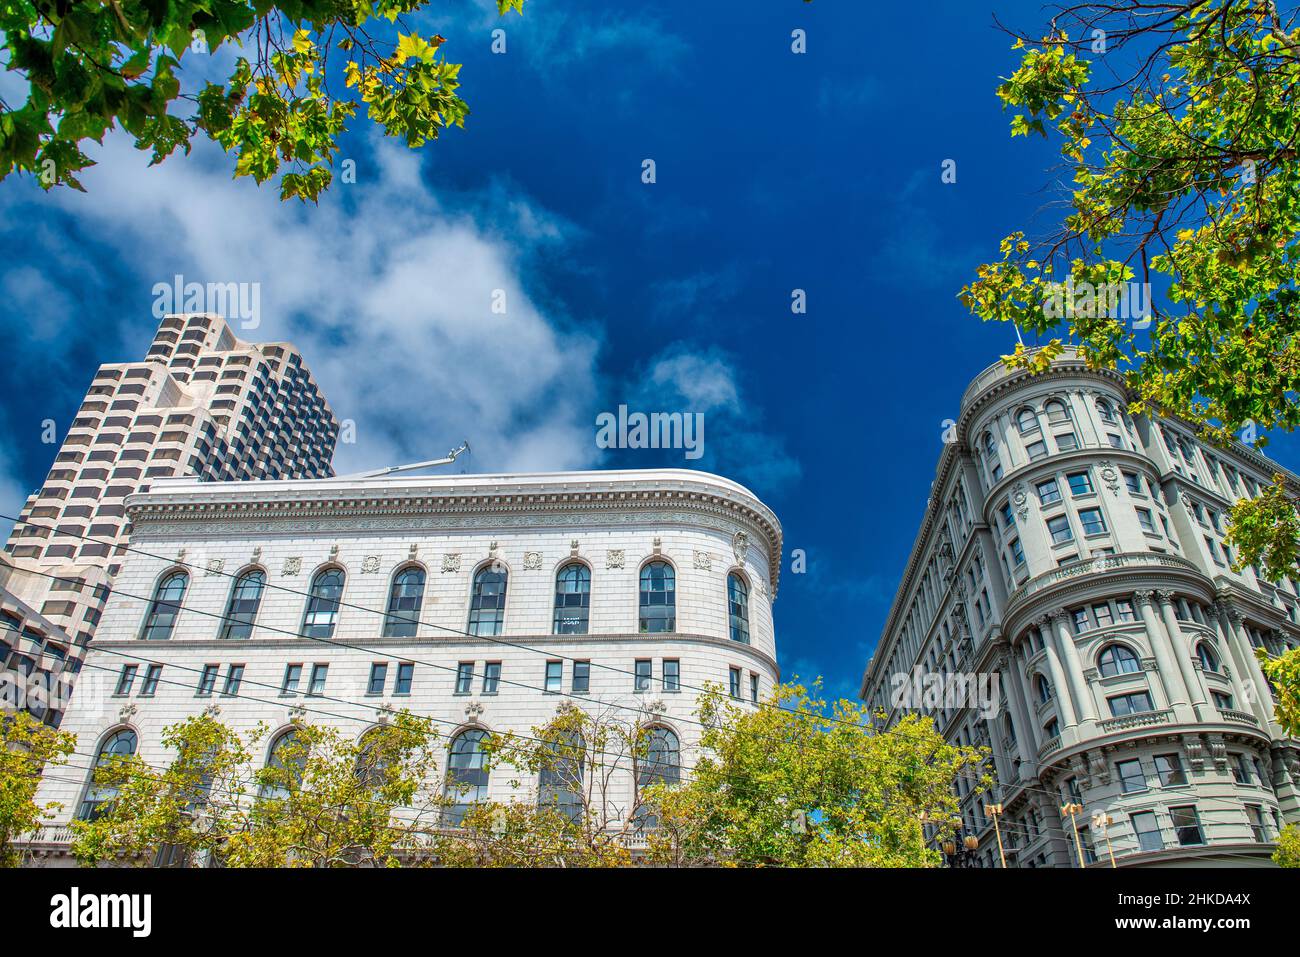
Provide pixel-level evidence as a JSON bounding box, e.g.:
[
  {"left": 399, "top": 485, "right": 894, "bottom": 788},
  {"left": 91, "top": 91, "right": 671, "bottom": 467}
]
[
  {"left": 1, "top": 313, "right": 338, "bottom": 728},
  {"left": 20, "top": 467, "right": 781, "bottom": 863},
  {"left": 862, "top": 347, "right": 1300, "bottom": 868}
]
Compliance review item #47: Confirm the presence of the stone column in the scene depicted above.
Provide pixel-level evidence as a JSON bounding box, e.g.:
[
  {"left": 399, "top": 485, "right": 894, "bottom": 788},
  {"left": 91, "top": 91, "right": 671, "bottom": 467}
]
[
  {"left": 1037, "top": 618, "right": 1079, "bottom": 728},
  {"left": 1049, "top": 608, "right": 1097, "bottom": 723},
  {"left": 1005, "top": 653, "right": 1038, "bottom": 774},
  {"left": 1134, "top": 589, "right": 1189, "bottom": 710},
  {"left": 1209, "top": 605, "right": 1253, "bottom": 714},
  {"left": 1156, "top": 589, "right": 1208, "bottom": 720},
  {"left": 1215, "top": 600, "right": 1278, "bottom": 729}
]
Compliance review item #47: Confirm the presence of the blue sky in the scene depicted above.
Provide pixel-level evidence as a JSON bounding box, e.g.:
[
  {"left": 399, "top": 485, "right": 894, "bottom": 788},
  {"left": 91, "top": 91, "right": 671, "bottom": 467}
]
[{"left": 3, "top": 0, "right": 1299, "bottom": 701}]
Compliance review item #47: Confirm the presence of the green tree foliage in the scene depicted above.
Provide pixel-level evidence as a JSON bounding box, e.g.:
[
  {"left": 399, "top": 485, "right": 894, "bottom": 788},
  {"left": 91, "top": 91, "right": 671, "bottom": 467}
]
[
  {"left": 70, "top": 711, "right": 445, "bottom": 867},
  {"left": 1276, "top": 822, "right": 1300, "bottom": 866},
  {"left": 0, "top": 710, "right": 75, "bottom": 867},
  {"left": 433, "top": 703, "right": 657, "bottom": 867},
  {"left": 1, "top": 0, "right": 525, "bottom": 200},
  {"left": 1256, "top": 645, "right": 1300, "bottom": 737},
  {"left": 646, "top": 683, "right": 989, "bottom": 867},
  {"left": 958, "top": 1, "right": 1300, "bottom": 728}
]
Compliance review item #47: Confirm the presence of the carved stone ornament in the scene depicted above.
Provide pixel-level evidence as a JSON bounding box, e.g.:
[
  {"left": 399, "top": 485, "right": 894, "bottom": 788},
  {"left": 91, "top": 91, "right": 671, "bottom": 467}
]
[
  {"left": 732, "top": 531, "right": 750, "bottom": 564},
  {"left": 118, "top": 703, "right": 138, "bottom": 722},
  {"left": 644, "top": 698, "right": 668, "bottom": 715},
  {"left": 1183, "top": 736, "right": 1206, "bottom": 773},
  {"left": 362, "top": 555, "right": 381, "bottom": 573},
  {"left": 523, "top": 551, "right": 543, "bottom": 570},
  {"left": 693, "top": 550, "right": 712, "bottom": 571},
  {"left": 1011, "top": 484, "right": 1029, "bottom": 519},
  {"left": 465, "top": 700, "right": 485, "bottom": 720},
  {"left": 205, "top": 558, "right": 225, "bottom": 576},
  {"left": 441, "top": 553, "right": 461, "bottom": 573},
  {"left": 1098, "top": 461, "right": 1120, "bottom": 493},
  {"left": 282, "top": 556, "right": 302, "bottom": 576},
  {"left": 606, "top": 549, "right": 625, "bottom": 569}
]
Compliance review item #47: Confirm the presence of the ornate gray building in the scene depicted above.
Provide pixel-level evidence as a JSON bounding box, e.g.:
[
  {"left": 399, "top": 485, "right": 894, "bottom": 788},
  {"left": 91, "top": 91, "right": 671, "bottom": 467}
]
[{"left": 862, "top": 347, "right": 1300, "bottom": 867}]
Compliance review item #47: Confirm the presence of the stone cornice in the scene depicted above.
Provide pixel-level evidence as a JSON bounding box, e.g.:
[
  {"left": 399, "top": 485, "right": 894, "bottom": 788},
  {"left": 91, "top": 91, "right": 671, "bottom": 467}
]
[{"left": 125, "top": 470, "right": 784, "bottom": 595}]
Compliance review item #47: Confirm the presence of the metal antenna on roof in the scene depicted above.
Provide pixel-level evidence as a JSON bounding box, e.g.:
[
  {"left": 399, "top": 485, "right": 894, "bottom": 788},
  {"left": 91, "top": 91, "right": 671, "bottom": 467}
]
[{"left": 336, "top": 441, "right": 471, "bottom": 480}]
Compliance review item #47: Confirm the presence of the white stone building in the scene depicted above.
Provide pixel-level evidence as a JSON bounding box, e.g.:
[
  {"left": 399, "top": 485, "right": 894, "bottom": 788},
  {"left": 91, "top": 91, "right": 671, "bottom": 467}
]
[
  {"left": 862, "top": 347, "right": 1300, "bottom": 868},
  {"left": 21, "top": 467, "right": 781, "bottom": 861}
]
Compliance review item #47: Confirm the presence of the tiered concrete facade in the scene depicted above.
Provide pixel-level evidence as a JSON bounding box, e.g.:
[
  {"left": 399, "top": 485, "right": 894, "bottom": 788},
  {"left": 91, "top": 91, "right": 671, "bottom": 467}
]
[
  {"left": 1, "top": 314, "right": 338, "bottom": 725},
  {"left": 862, "top": 348, "right": 1300, "bottom": 868},
  {"left": 21, "top": 468, "right": 781, "bottom": 862}
]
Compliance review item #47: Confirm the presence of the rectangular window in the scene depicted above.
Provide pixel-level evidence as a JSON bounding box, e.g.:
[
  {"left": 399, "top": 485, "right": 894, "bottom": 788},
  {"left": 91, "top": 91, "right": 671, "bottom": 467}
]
[
  {"left": 663, "top": 658, "right": 680, "bottom": 692},
  {"left": 750, "top": 673, "right": 759, "bottom": 703},
  {"left": 140, "top": 664, "right": 162, "bottom": 696},
  {"left": 1116, "top": 598, "right": 1136, "bottom": 622},
  {"left": 1211, "top": 690, "right": 1234, "bottom": 710},
  {"left": 1154, "top": 753, "right": 1187, "bottom": 787},
  {"left": 1000, "top": 502, "right": 1014, "bottom": 528},
  {"left": 1055, "top": 432, "right": 1078, "bottom": 452},
  {"left": 1107, "top": 433, "right": 1124, "bottom": 449},
  {"left": 1246, "top": 805, "right": 1267, "bottom": 843},
  {"left": 1205, "top": 536, "right": 1225, "bottom": 567},
  {"left": 634, "top": 659, "right": 652, "bottom": 692},
  {"left": 1123, "top": 471, "right": 1142, "bottom": 494},
  {"left": 1117, "top": 758, "right": 1146, "bottom": 793},
  {"left": 308, "top": 663, "right": 328, "bottom": 696},
  {"left": 1026, "top": 440, "right": 1047, "bottom": 461},
  {"left": 282, "top": 663, "right": 302, "bottom": 695},
  {"left": 1131, "top": 811, "right": 1163, "bottom": 853},
  {"left": 197, "top": 664, "right": 219, "bottom": 696},
  {"left": 394, "top": 662, "right": 413, "bottom": 695},
  {"left": 115, "top": 664, "right": 138, "bottom": 696},
  {"left": 572, "top": 660, "right": 590, "bottom": 694},
  {"left": 545, "top": 660, "right": 562, "bottom": 693},
  {"left": 1010, "top": 538, "right": 1026, "bottom": 566},
  {"left": 1108, "top": 691, "right": 1154, "bottom": 717},
  {"left": 454, "top": 662, "right": 474, "bottom": 695},
  {"left": 1036, "top": 479, "right": 1061, "bottom": 505},
  {"left": 482, "top": 661, "right": 501, "bottom": 695},
  {"left": 1169, "top": 805, "right": 1204, "bottom": 846},
  {"left": 1092, "top": 603, "right": 1114, "bottom": 627},
  {"left": 1230, "top": 753, "right": 1254, "bottom": 785},
  {"left": 1047, "top": 515, "right": 1073, "bottom": 544},
  {"left": 1067, "top": 471, "right": 1094, "bottom": 496},
  {"left": 1136, "top": 507, "right": 1155, "bottom": 533},
  {"left": 729, "top": 666, "right": 742, "bottom": 698},
  {"left": 1072, "top": 607, "right": 1090, "bottom": 632},
  {"left": 367, "top": 662, "right": 388, "bottom": 696},
  {"left": 222, "top": 664, "right": 244, "bottom": 696},
  {"left": 1078, "top": 508, "right": 1107, "bottom": 535}
]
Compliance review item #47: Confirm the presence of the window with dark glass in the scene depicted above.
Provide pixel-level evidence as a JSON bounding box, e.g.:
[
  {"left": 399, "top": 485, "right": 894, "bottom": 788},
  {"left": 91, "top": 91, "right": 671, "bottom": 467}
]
[
  {"left": 538, "top": 731, "right": 583, "bottom": 823},
  {"left": 281, "top": 663, "right": 302, "bottom": 695},
  {"left": 1154, "top": 753, "right": 1186, "bottom": 787},
  {"left": 1131, "top": 811, "right": 1163, "bottom": 852},
  {"left": 545, "top": 660, "right": 562, "bottom": 693},
  {"left": 1117, "top": 758, "right": 1146, "bottom": 793},
  {"left": 307, "top": 663, "right": 328, "bottom": 696},
  {"left": 220, "top": 569, "right": 265, "bottom": 639},
  {"left": 114, "top": 664, "right": 138, "bottom": 696},
  {"left": 1169, "top": 805, "right": 1204, "bottom": 846},
  {"left": 482, "top": 661, "right": 501, "bottom": 695},
  {"left": 572, "top": 660, "right": 590, "bottom": 694},
  {"left": 1097, "top": 643, "right": 1141, "bottom": 677},
  {"left": 553, "top": 563, "right": 590, "bottom": 635},
  {"left": 368, "top": 662, "right": 388, "bottom": 695},
  {"left": 78, "top": 729, "right": 138, "bottom": 820},
  {"left": 395, "top": 662, "right": 413, "bottom": 695},
  {"left": 468, "top": 566, "right": 508, "bottom": 636},
  {"left": 197, "top": 663, "right": 219, "bottom": 696},
  {"left": 221, "top": 664, "right": 244, "bottom": 696},
  {"left": 663, "top": 659, "right": 680, "bottom": 693},
  {"left": 634, "top": 658, "right": 652, "bottom": 692},
  {"left": 141, "top": 571, "right": 188, "bottom": 640},
  {"left": 639, "top": 562, "right": 675, "bottom": 633},
  {"left": 1108, "top": 691, "right": 1154, "bottom": 717},
  {"left": 455, "top": 662, "right": 474, "bottom": 695},
  {"left": 444, "top": 730, "right": 490, "bottom": 826},
  {"left": 727, "top": 573, "right": 750, "bottom": 644},
  {"left": 382, "top": 567, "right": 425, "bottom": 638},
  {"left": 302, "top": 568, "right": 344, "bottom": 639},
  {"left": 634, "top": 727, "right": 680, "bottom": 830},
  {"left": 729, "top": 666, "right": 741, "bottom": 698},
  {"left": 140, "top": 664, "right": 162, "bottom": 696}
]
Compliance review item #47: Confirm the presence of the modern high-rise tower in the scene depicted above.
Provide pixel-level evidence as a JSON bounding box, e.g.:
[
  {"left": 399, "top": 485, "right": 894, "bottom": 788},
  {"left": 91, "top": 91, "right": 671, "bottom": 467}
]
[{"left": 1, "top": 313, "right": 339, "bottom": 726}]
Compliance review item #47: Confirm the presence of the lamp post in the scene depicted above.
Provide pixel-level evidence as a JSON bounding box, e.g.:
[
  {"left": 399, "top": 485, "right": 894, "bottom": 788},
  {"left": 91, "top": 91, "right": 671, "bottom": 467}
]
[
  {"left": 1092, "top": 810, "right": 1117, "bottom": 868},
  {"left": 1061, "top": 802, "right": 1086, "bottom": 868},
  {"left": 939, "top": 831, "right": 982, "bottom": 868},
  {"left": 986, "top": 803, "right": 1007, "bottom": 868}
]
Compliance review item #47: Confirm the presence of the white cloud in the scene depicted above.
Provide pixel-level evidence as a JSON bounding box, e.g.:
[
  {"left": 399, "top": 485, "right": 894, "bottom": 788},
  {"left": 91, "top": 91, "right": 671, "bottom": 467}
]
[{"left": 4, "top": 133, "right": 603, "bottom": 476}]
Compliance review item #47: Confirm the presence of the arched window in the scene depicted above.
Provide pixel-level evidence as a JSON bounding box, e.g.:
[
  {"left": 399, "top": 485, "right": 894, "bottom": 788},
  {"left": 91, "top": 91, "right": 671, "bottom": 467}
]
[
  {"left": 639, "top": 561, "right": 676, "bottom": 634},
  {"left": 553, "top": 563, "right": 591, "bottom": 635},
  {"left": 219, "top": 568, "right": 265, "bottom": 639},
  {"left": 1196, "top": 642, "right": 1220, "bottom": 673},
  {"left": 635, "top": 726, "right": 680, "bottom": 830},
  {"left": 1097, "top": 643, "right": 1142, "bottom": 677},
  {"left": 1044, "top": 399, "right": 1070, "bottom": 424},
  {"left": 141, "top": 571, "right": 188, "bottom": 640},
  {"left": 382, "top": 566, "right": 425, "bottom": 638},
  {"left": 1095, "top": 398, "right": 1116, "bottom": 422},
  {"left": 468, "top": 566, "right": 508, "bottom": 637},
  {"left": 261, "top": 729, "right": 306, "bottom": 801},
  {"left": 1016, "top": 407, "right": 1039, "bottom": 434},
  {"left": 78, "top": 728, "right": 138, "bottom": 820},
  {"left": 538, "top": 731, "right": 584, "bottom": 823},
  {"left": 727, "top": 573, "right": 750, "bottom": 644},
  {"left": 302, "top": 568, "right": 344, "bottom": 639},
  {"left": 354, "top": 729, "right": 388, "bottom": 790},
  {"left": 444, "top": 729, "right": 490, "bottom": 825},
  {"left": 1035, "top": 674, "right": 1054, "bottom": 704}
]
